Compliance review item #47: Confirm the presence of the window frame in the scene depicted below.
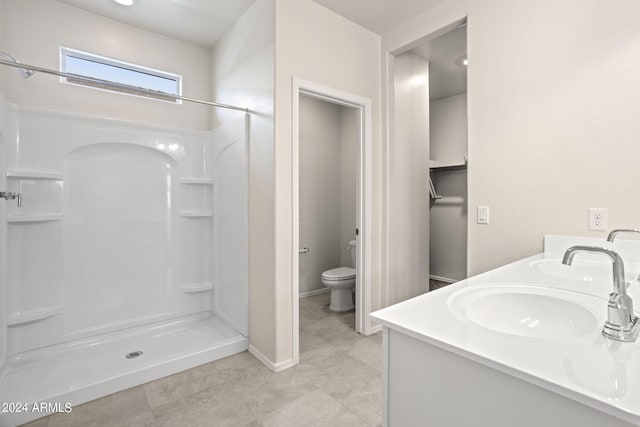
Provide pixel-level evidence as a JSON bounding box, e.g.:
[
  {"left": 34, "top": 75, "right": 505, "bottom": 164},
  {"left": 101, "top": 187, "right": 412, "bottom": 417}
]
[{"left": 60, "top": 47, "right": 182, "bottom": 103}]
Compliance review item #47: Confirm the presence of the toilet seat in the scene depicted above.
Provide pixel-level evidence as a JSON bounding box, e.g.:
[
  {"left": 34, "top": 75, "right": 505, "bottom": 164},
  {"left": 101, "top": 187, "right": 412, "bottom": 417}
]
[{"left": 321, "top": 267, "right": 355, "bottom": 281}]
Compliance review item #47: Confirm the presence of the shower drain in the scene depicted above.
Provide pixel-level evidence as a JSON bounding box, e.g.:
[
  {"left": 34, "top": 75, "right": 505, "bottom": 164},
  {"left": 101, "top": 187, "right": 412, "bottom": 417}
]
[{"left": 125, "top": 351, "right": 144, "bottom": 359}]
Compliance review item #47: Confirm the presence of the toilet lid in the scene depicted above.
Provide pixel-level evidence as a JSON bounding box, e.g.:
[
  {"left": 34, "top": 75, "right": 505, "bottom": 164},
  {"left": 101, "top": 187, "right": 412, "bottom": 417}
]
[{"left": 322, "top": 267, "right": 355, "bottom": 280}]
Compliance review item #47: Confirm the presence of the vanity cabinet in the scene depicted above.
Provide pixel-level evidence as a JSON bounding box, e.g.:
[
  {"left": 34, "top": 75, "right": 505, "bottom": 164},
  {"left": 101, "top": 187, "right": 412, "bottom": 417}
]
[
  {"left": 372, "top": 235, "right": 640, "bottom": 427},
  {"left": 383, "top": 328, "right": 635, "bottom": 427}
]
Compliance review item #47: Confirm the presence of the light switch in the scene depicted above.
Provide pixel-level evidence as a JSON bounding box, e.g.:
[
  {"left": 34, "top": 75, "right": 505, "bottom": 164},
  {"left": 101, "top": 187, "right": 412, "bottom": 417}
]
[{"left": 477, "top": 206, "right": 489, "bottom": 224}]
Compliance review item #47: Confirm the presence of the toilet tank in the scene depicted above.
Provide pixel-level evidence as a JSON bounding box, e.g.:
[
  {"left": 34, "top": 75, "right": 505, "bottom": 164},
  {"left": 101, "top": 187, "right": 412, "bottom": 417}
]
[{"left": 349, "top": 239, "right": 357, "bottom": 267}]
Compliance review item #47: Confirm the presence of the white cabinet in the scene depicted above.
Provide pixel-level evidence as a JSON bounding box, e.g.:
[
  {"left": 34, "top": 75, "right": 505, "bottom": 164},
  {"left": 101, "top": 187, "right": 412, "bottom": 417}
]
[{"left": 383, "top": 328, "right": 636, "bottom": 427}]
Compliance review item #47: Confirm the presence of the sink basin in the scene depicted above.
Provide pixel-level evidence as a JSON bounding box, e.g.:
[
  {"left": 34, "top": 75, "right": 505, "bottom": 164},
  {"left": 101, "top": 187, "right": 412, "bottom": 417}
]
[
  {"left": 448, "top": 284, "right": 600, "bottom": 338},
  {"left": 531, "top": 259, "right": 634, "bottom": 283}
]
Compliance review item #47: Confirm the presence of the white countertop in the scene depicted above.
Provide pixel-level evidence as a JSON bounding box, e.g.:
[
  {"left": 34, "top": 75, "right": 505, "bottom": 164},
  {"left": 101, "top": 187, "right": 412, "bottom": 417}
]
[{"left": 370, "top": 235, "right": 640, "bottom": 426}]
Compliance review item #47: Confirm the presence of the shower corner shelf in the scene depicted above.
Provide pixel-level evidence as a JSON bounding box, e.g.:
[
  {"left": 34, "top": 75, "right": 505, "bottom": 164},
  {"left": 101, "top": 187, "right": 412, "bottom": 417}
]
[
  {"left": 179, "top": 210, "right": 213, "bottom": 218},
  {"left": 180, "top": 177, "right": 214, "bottom": 185},
  {"left": 8, "top": 213, "right": 64, "bottom": 223},
  {"left": 7, "top": 169, "right": 64, "bottom": 180},
  {"left": 179, "top": 282, "right": 214, "bottom": 293},
  {"left": 8, "top": 305, "right": 63, "bottom": 326}
]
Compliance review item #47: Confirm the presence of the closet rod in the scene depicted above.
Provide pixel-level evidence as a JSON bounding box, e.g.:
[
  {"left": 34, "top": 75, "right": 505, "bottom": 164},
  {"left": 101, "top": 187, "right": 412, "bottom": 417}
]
[{"left": 0, "top": 58, "right": 250, "bottom": 113}]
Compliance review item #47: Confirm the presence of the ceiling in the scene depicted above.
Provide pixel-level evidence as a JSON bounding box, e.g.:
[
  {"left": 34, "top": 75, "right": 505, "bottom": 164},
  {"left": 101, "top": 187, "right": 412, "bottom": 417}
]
[
  {"left": 56, "top": 0, "right": 454, "bottom": 48},
  {"left": 56, "top": 0, "right": 257, "bottom": 48},
  {"left": 54, "top": 0, "right": 466, "bottom": 99},
  {"left": 310, "top": 0, "right": 467, "bottom": 100},
  {"left": 312, "top": 0, "right": 449, "bottom": 35},
  {"left": 57, "top": 0, "right": 450, "bottom": 48}
]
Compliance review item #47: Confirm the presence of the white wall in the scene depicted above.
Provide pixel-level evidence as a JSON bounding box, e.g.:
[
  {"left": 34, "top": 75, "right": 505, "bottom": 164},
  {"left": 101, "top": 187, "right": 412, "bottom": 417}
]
[
  {"left": 298, "top": 95, "right": 358, "bottom": 296},
  {"left": 1, "top": 0, "right": 211, "bottom": 130},
  {"left": 388, "top": 52, "right": 430, "bottom": 303},
  {"left": 299, "top": 95, "right": 342, "bottom": 295},
  {"left": 0, "top": 99, "right": 6, "bottom": 369},
  {"left": 429, "top": 168, "right": 467, "bottom": 281},
  {"left": 429, "top": 93, "right": 467, "bottom": 282},
  {"left": 210, "top": 0, "right": 276, "bottom": 362},
  {"left": 340, "top": 107, "right": 358, "bottom": 267},
  {"left": 383, "top": 0, "right": 640, "bottom": 277},
  {"left": 430, "top": 93, "right": 467, "bottom": 163},
  {"left": 273, "top": 0, "right": 381, "bottom": 366},
  {"left": 209, "top": 116, "right": 250, "bottom": 337},
  {"left": 0, "top": 0, "right": 5, "bottom": 371}
]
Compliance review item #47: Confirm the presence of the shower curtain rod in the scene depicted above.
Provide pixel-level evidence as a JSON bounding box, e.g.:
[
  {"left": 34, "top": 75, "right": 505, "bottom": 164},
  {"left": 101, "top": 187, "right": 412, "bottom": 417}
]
[{"left": 0, "top": 58, "right": 250, "bottom": 113}]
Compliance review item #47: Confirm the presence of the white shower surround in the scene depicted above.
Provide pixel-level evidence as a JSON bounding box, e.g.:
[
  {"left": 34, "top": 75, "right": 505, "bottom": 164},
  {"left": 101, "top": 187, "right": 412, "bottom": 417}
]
[{"left": 0, "top": 103, "right": 249, "bottom": 426}]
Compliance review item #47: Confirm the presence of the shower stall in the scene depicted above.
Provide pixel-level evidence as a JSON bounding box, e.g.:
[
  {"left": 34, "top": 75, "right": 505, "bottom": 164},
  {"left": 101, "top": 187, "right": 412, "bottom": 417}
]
[{"left": 0, "top": 60, "right": 249, "bottom": 426}]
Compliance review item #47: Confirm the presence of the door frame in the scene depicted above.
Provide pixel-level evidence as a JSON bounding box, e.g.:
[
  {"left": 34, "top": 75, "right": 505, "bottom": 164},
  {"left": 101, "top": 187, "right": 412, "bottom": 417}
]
[{"left": 292, "top": 78, "right": 374, "bottom": 363}]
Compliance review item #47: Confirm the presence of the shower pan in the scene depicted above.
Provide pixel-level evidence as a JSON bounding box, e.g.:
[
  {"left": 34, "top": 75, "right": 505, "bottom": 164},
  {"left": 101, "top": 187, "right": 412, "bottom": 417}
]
[{"left": 0, "top": 100, "right": 249, "bottom": 426}]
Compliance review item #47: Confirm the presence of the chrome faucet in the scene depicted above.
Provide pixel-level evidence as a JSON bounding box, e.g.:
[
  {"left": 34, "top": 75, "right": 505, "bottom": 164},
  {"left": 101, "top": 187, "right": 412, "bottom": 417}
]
[
  {"left": 562, "top": 246, "right": 639, "bottom": 342},
  {"left": 607, "top": 229, "right": 640, "bottom": 242},
  {"left": 606, "top": 229, "right": 640, "bottom": 283}
]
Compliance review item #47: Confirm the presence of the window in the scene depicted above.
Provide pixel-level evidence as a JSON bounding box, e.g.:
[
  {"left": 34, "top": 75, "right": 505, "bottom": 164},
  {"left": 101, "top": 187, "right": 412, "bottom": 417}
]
[{"left": 60, "top": 47, "right": 182, "bottom": 103}]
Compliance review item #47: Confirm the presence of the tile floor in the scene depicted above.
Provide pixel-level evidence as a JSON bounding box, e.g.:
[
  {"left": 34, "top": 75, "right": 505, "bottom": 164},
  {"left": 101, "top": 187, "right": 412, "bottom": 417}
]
[{"left": 22, "top": 292, "right": 383, "bottom": 426}]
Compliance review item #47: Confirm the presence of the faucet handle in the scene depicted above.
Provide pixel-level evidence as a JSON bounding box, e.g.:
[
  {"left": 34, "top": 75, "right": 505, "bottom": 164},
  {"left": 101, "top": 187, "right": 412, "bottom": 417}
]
[
  {"left": 0, "top": 191, "right": 21, "bottom": 207},
  {"left": 563, "top": 245, "right": 640, "bottom": 341}
]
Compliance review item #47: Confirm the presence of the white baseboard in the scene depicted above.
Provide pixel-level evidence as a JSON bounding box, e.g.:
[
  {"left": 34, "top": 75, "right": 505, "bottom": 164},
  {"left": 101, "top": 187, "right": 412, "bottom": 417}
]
[
  {"left": 248, "top": 344, "right": 298, "bottom": 373},
  {"left": 367, "top": 323, "right": 383, "bottom": 335},
  {"left": 429, "top": 275, "right": 457, "bottom": 284},
  {"left": 299, "top": 287, "right": 330, "bottom": 299}
]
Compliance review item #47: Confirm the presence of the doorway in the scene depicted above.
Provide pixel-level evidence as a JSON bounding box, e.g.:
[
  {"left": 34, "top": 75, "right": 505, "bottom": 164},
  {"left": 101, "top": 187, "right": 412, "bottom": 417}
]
[
  {"left": 412, "top": 22, "right": 468, "bottom": 290},
  {"left": 292, "top": 78, "right": 373, "bottom": 365},
  {"left": 387, "top": 20, "right": 468, "bottom": 303}
]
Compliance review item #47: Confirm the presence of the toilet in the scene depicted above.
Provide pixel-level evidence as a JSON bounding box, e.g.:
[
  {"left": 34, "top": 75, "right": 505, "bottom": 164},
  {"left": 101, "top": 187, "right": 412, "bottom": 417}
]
[{"left": 321, "top": 239, "right": 356, "bottom": 312}]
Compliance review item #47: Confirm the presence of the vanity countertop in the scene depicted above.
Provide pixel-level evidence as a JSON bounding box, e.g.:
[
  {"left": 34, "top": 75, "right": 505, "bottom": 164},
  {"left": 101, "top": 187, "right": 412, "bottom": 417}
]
[{"left": 371, "top": 235, "right": 640, "bottom": 426}]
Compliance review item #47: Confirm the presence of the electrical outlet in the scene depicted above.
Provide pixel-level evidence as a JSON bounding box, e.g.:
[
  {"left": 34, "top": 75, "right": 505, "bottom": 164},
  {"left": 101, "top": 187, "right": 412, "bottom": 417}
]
[{"left": 588, "top": 208, "right": 608, "bottom": 231}]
